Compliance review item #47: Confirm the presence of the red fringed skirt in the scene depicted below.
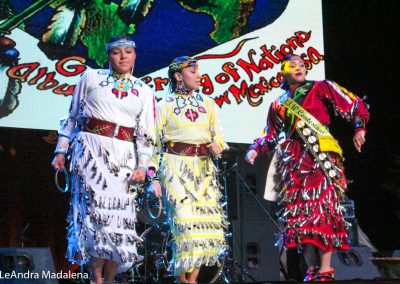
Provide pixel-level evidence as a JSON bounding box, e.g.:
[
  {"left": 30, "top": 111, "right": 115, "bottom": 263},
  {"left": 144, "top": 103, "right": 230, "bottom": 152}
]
[{"left": 276, "top": 138, "right": 350, "bottom": 251}]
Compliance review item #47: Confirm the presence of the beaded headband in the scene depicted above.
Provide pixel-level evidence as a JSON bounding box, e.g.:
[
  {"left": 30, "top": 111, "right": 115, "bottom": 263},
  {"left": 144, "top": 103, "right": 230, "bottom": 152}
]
[
  {"left": 169, "top": 59, "right": 198, "bottom": 72},
  {"left": 106, "top": 39, "right": 136, "bottom": 53}
]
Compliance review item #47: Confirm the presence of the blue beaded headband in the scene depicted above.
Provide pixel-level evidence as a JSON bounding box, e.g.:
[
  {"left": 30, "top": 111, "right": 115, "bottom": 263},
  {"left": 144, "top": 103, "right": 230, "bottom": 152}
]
[{"left": 106, "top": 39, "right": 136, "bottom": 53}]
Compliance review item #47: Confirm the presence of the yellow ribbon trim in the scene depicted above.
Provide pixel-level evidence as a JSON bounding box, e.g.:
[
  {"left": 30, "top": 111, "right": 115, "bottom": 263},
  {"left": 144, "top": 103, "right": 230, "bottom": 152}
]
[
  {"left": 176, "top": 250, "right": 220, "bottom": 258},
  {"left": 173, "top": 234, "right": 224, "bottom": 242},
  {"left": 175, "top": 216, "right": 221, "bottom": 223}
]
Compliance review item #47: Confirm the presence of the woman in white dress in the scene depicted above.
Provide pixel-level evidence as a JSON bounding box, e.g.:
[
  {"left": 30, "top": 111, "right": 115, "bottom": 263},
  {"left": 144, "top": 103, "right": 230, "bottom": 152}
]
[{"left": 52, "top": 35, "right": 155, "bottom": 284}]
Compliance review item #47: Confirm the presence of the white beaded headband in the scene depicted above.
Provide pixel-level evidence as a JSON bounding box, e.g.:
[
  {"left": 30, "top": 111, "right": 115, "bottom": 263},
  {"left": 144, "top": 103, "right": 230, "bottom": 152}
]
[{"left": 106, "top": 39, "right": 136, "bottom": 53}]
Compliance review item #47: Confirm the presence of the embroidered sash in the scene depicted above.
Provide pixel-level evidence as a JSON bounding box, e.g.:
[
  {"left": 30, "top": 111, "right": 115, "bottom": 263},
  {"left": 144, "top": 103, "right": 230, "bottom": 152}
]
[{"left": 283, "top": 98, "right": 343, "bottom": 157}]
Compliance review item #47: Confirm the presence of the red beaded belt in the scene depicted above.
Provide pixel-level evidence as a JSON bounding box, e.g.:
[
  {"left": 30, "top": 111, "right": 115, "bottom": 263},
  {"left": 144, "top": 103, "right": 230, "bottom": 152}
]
[
  {"left": 83, "top": 117, "right": 134, "bottom": 142},
  {"left": 165, "top": 142, "right": 209, "bottom": 156}
]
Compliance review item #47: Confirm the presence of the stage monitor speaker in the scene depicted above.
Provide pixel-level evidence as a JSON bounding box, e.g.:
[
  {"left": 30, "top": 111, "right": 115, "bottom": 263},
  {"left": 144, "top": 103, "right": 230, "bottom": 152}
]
[
  {"left": 231, "top": 154, "right": 280, "bottom": 282},
  {"left": 331, "top": 246, "right": 381, "bottom": 280},
  {"left": 0, "top": 247, "right": 57, "bottom": 284}
]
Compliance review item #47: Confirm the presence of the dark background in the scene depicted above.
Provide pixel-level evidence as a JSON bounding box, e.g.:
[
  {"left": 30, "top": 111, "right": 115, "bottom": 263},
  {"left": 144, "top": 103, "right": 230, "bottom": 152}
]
[
  {"left": 1, "top": 0, "right": 399, "bottom": 272},
  {"left": 322, "top": 0, "right": 400, "bottom": 251}
]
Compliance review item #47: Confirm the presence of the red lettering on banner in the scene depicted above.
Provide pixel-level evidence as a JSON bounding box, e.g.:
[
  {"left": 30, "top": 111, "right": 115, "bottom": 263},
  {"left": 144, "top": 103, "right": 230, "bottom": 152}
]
[
  {"left": 270, "top": 75, "right": 281, "bottom": 88},
  {"left": 295, "top": 31, "right": 311, "bottom": 43},
  {"left": 215, "top": 72, "right": 230, "bottom": 84},
  {"left": 287, "top": 35, "right": 303, "bottom": 48},
  {"left": 37, "top": 72, "right": 58, "bottom": 90},
  {"left": 301, "top": 53, "right": 312, "bottom": 69},
  {"left": 279, "top": 44, "right": 293, "bottom": 56},
  {"left": 7, "top": 63, "right": 39, "bottom": 82},
  {"left": 222, "top": 72, "right": 284, "bottom": 107},
  {"left": 200, "top": 74, "right": 214, "bottom": 95},
  {"left": 307, "top": 47, "right": 324, "bottom": 66},
  {"left": 258, "top": 57, "right": 275, "bottom": 71},
  {"left": 253, "top": 77, "right": 272, "bottom": 94},
  {"left": 4, "top": 31, "right": 321, "bottom": 105},
  {"left": 140, "top": 31, "right": 321, "bottom": 108},
  {"left": 276, "top": 72, "right": 284, "bottom": 83},
  {"left": 286, "top": 31, "right": 311, "bottom": 48},
  {"left": 260, "top": 45, "right": 280, "bottom": 64},
  {"left": 6, "top": 56, "right": 85, "bottom": 96},
  {"left": 236, "top": 49, "right": 260, "bottom": 81},
  {"left": 247, "top": 85, "right": 263, "bottom": 107},
  {"left": 222, "top": 62, "right": 240, "bottom": 82},
  {"left": 53, "top": 84, "right": 75, "bottom": 96},
  {"left": 229, "top": 80, "right": 248, "bottom": 104},
  {"left": 214, "top": 91, "right": 231, "bottom": 107},
  {"left": 154, "top": 77, "right": 169, "bottom": 91},
  {"left": 56, "top": 56, "right": 87, "bottom": 76},
  {"left": 28, "top": 67, "right": 47, "bottom": 85}
]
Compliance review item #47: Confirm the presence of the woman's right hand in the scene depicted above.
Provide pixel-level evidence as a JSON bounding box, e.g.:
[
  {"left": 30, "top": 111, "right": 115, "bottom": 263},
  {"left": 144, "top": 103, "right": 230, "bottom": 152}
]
[
  {"left": 148, "top": 181, "right": 162, "bottom": 198},
  {"left": 245, "top": 149, "right": 258, "bottom": 165},
  {"left": 52, "top": 154, "right": 65, "bottom": 170}
]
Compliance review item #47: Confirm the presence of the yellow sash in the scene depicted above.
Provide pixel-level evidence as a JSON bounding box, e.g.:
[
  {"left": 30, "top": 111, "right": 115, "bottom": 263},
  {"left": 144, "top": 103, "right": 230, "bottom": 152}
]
[
  {"left": 283, "top": 98, "right": 343, "bottom": 157},
  {"left": 318, "top": 135, "right": 343, "bottom": 157}
]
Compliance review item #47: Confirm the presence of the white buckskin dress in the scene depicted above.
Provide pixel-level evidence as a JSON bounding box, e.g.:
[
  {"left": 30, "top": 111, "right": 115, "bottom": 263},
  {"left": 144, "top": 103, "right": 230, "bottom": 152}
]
[{"left": 54, "top": 69, "right": 155, "bottom": 272}]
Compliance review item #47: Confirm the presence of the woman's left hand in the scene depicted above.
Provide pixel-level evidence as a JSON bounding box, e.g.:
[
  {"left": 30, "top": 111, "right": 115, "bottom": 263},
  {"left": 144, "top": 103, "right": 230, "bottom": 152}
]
[
  {"left": 353, "top": 130, "right": 366, "bottom": 153},
  {"left": 131, "top": 167, "right": 147, "bottom": 183},
  {"left": 208, "top": 142, "right": 221, "bottom": 158}
]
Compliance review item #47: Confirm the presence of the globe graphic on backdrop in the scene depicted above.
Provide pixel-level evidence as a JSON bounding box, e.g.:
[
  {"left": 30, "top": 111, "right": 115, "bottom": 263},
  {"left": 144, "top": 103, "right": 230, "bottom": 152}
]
[{"left": 3, "top": 0, "right": 288, "bottom": 76}]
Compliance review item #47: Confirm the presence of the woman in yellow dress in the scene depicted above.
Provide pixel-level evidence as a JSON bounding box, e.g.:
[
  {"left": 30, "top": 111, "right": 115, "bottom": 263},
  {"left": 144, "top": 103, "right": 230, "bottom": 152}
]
[{"left": 149, "top": 56, "right": 229, "bottom": 283}]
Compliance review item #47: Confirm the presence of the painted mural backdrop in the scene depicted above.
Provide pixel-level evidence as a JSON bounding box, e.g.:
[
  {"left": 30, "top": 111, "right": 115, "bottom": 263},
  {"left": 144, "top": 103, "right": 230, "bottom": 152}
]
[{"left": 0, "top": 0, "right": 325, "bottom": 143}]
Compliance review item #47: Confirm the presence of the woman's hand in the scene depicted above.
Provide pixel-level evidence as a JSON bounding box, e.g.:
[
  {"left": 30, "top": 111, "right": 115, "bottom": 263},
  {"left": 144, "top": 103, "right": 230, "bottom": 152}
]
[
  {"left": 353, "top": 130, "right": 366, "bottom": 153},
  {"left": 207, "top": 142, "right": 221, "bottom": 157},
  {"left": 131, "top": 167, "right": 147, "bottom": 183},
  {"left": 52, "top": 154, "right": 65, "bottom": 170},
  {"left": 245, "top": 149, "right": 258, "bottom": 165},
  {"left": 148, "top": 181, "right": 162, "bottom": 198}
]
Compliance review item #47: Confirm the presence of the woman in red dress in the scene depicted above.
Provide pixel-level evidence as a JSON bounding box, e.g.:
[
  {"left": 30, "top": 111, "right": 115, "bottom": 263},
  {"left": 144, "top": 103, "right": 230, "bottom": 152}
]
[{"left": 246, "top": 54, "right": 370, "bottom": 281}]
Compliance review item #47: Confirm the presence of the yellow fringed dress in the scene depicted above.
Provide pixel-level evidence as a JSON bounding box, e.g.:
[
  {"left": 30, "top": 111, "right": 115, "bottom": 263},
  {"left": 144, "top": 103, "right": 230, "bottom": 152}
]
[{"left": 153, "top": 92, "right": 229, "bottom": 276}]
